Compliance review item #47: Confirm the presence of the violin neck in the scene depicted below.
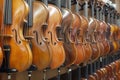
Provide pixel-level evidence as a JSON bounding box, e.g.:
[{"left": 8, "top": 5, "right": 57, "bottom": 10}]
[
  {"left": 25, "top": 0, "right": 33, "bottom": 27},
  {"left": 91, "top": 0, "right": 95, "bottom": 18},
  {"left": 4, "top": 0, "right": 12, "bottom": 25},
  {"left": 56, "top": 0, "right": 61, "bottom": 9},
  {"left": 107, "top": 11, "right": 110, "bottom": 23},
  {"left": 67, "top": 0, "right": 71, "bottom": 10},
  {"left": 75, "top": 0, "right": 79, "bottom": 13},
  {"left": 61, "top": 0, "right": 67, "bottom": 8},
  {"left": 43, "top": 0, "right": 48, "bottom": 6},
  {"left": 84, "top": 1, "right": 88, "bottom": 19},
  {"left": 96, "top": 7, "right": 100, "bottom": 20}
]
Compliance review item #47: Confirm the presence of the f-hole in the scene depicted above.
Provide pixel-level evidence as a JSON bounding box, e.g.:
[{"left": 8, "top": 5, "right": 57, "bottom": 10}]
[
  {"left": 12, "top": 29, "right": 21, "bottom": 44},
  {"left": 33, "top": 31, "right": 39, "bottom": 44},
  {"left": 56, "top": 26, "right": 63, "bottom": 41},
  {"left": 48, "top": 31, "right": 55, "bottom": 45}
]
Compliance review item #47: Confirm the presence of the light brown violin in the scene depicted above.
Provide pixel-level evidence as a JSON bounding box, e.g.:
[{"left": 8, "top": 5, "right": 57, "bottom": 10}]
[
  {"left": 109, "top": 24, "right": 119, "bottom": 54},
  {"left": 24, "top": 1, "right": 52, "bottom": 70},
  {"left": 1, "top": 0, "right": 32, "bottom": 72},
  {"left": 80, "top": 15, "right": 92, "bottom": 64},
  {"left": 71, "top": 1, "right": 85, "bottom": 65},
  {"left": 44, "top": 3, "right": 65, "bottom": 69}
]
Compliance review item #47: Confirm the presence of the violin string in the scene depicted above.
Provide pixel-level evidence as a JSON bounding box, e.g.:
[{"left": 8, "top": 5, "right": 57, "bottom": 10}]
[{"left": 5, "top": 0, "right": 8, "bottom": 45}]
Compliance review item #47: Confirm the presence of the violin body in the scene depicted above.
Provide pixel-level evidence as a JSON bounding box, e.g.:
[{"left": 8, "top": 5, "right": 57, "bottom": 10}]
[
  {"left": 71, "top": 13, "right": 85, "bottom": 65},
  {"left": 61, "top": 8, "right": 77, "bottom": 67},
  {"left": 95, "top": 20, "right": 105, "bottom": 57},
  {"left": 1, "top": 0, "right": 32, "bottom": 72},
  {"left": 80, "top": 16, "right": 92, "bottom": 63},
  {"left": 87, "top": 18, "right": 100, "bottom": 62},
  {"left": 106, "top": 24, "right": 115, "bottom": 54},
  {"left": 45, "top": 4, "right": 65, "bottom": 69},
  {"left": 98, "top": 22, "right": 110, "bottom": 55},
  {"left": 24, "top": 1, "right": 52, "bottom": 70}
]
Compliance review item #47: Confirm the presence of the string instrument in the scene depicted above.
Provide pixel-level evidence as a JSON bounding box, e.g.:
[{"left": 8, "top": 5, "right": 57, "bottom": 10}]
[
  {"left": 23, "top": 0, "right": 52, "bottom": 70},
  {"left": 84, "top": 0, "right": 100, "bottom": 63},
  {"left": 110, "top": 11, "right": 119, "bottom": 53},
  {"left": 0, "top": 0, "right": 4, "bottom": 67},
  {"left": 95, "top": 2, "right": 110, "bottom": 56},
  {"left": 115, "top": 60, "right": 120, "bottom": 79},
  {"left": 94, "top": 3, "right": 105, "bottom": 57},
  {"left": 44, "top": 1, "right": 65, "bottom": 69},
  {"left": 105, "top": 5, "right": 118, "bottom": 55},
  {"left": 79, "top": 0, "right": 92, "bottom": 64},
  {"left": 109, "top": 25, "right": 118, "bottom": 54},
  {"left": 88, "top": 1, "right": 102, "bottom": 80},
  {"left": 71, "top": 0, "right": 85, "bottom": 65},
  {"left": 60, "top": 0, "right": 77, "bottom": 67},
  {"left": 0, "top": 0, "right": 32, "bottom": 72}
]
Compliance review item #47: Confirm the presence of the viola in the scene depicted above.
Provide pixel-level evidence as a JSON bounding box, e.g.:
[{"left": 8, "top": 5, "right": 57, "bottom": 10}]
[
  {"left": 44, "top": 2, "right": 65, "bottom": 69},
  {"left": 23, "top": 0, "right": 52, "bottom": 70},
  {"left": 1, "top": 0, "right": 32, "bottom": 72}
]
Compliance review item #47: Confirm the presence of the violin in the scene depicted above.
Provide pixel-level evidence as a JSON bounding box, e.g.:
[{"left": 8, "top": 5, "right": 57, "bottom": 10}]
[
  {"left": 71, "top": 0, "right": 85, "bottom": 65},
  {"left": 95, "top": 19, "right": 105, "bottom": 57},
  {"left": 60, "top": 0, "right": 77, "bottom": 67},
  {"left": 115, "top": 60, "right": 120, "bottom": 79},
  {"left": 78, "top": 0, "right": 92, "bottom": 64},
  {"left": 1, "top": 0, "right": 32, "bottom": 72},
  {"left": 105, "top": 5, "right": 119, "bottom": 55},
  {"left": 44, "top": 1, "right": 65, "bottom": 69},
  {"left": 109, "top": 11, "right": 119, "bottom": 53},
  {"left": 85, "top": 0, "right": 100, "bottom": 63},
  {"left": 95, "top": 2, "right": 110, "bottom": 56},
  {"left": 23, "top": 0, "right": 52, "bottom": 70}
]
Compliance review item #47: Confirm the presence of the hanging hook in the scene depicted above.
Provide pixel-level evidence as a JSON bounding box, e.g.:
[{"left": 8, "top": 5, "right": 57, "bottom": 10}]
[
  {"left": 43, "top": 69, "right": 47, "bottom": 80},
  {"left": 67, "top": 67, "right": 72, "bottom": 80},
  {"left": 57, "top": 68, "right": 61, "bottom": 80},
  {"left": 7, "top": 73, "right": 11, "bottom": 80},
  {"left": 28, "top": 71, "right": 32, "bottom": 80}
]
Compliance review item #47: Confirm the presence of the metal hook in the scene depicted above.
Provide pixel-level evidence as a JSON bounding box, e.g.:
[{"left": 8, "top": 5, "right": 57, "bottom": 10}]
[
  {"left": 28, "top": 71, "right": 32, "bottom": 80},
  {"left": 43, "top": 69, "right": 48, "bottom": 80},
  {"left": 7, "top": 73, "right": 11, "bottom": 80},
  {"left": 57, "top": 68, "right": 61, "bottom": 80}
]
